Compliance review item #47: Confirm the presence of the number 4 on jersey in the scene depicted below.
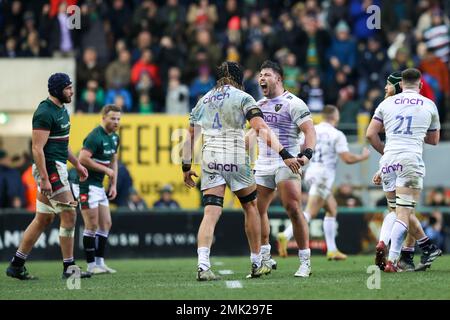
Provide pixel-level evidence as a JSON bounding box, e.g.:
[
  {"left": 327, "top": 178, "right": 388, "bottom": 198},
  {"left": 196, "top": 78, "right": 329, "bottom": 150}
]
[{"left": 212, "top": 112, "right": 222, "bottom": 129}]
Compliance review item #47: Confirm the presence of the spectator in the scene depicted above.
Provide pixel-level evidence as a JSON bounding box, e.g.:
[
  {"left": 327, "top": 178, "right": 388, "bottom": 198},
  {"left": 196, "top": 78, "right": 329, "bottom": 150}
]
[
  {"left": 187, "top": 0, "right": 218, "bottom": 33},
  {"left": 153, "top": 184, "right": 180, "bottom": 209},
  {"left": 77, "top": 47, "right": 105, "bottom": 94},
  {"left": 131, "top": 49, "right": 161, "bottom": 88},
  {"left": 422, "top": 9, "right": 450, "bottom": 64},
  {"left": 77, "top": 88, "right": 102, "bottom": 113},
  {"left": 327, "top": 20, "right": 357, "bottom": 81},
  {"left": 127, "top": 187, "right": 148, "bottom": 211},
  {"left": 110, "top": 161, "right": 133, "bottom": 208},
  {"left": 335, "top": 183, "right": 363, "bottom": 207},
  {"left": 423, "top": 210, "right": 445, "bottom": 250},
  {"left": 327, "top": 0, "right": 351, "bottom": 30},
  {"left": 244, "top": 39, "right": 268, "bottom": 74},
  {"left": 165, "top": 67, "right": 190, "bottom": 115},
  {"left": 21, "top": 164, "right": 36, "bottom": 212},
  {"left": 282, "top": 52, "right": 302, "bottom": 96},
  {"left": 189, "top": 65, "right": 215, "bottom": 109},
  {"left": 105, "top": 49, "right": 132, "bottom": 90},
  {"left": 0, "top": 149, "right": 24, "bottom": 209},
  {"left": 138, "top": 93, "right": 154, "bottom": 114},
  {"left": 300, "top": 73, "right": 325, "bottom": 113}
]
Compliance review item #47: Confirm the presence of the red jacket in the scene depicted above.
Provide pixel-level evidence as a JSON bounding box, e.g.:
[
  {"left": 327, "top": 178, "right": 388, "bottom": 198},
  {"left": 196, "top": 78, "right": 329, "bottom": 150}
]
[{"left": 131, "top": 60, "right": 161, "bottom": 87}]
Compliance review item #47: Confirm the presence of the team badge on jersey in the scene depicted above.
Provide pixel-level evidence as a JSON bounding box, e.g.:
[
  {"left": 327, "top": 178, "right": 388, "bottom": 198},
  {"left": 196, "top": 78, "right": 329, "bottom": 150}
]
[{"left": 274, "top": 104, "right": 282, "bottom": 112}]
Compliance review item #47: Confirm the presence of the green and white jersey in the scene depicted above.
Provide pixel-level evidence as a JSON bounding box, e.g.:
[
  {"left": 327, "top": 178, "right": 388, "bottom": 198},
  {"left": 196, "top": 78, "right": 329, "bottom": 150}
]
[
  {"left": 80, "top": 126, "right": 120, "bottom": 188},
  {"left": 32, "top": 98, "right": 71, "bottom": 162}
]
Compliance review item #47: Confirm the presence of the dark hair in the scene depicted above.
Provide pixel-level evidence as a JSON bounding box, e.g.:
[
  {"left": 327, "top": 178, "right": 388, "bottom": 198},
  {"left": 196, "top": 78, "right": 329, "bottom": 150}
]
[
  {"left": 260, "top": 60, "right": 283, "bottom": 79},
  {"left": 102, "top": 104, "right": 122, "bottom": 116},
  {"left": 322, "top": 105, "right": 338, "bottom": 120},
  {"left": 401, "top": 68, "right": 421, "bottom": 85},
  {"left": 216, "top": 61, "right": 244, "bottom": 90}
]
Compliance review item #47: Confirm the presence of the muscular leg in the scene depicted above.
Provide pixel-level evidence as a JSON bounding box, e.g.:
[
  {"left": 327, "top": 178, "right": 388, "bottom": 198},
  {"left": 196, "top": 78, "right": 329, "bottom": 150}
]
[
  {"left": 197, "top": 184, "right": 225, "bottom": 273},
  {"left": 387, "top": 187, "right": 421, "bottom": 264},
  {"left": 256, "top": 185, "right": 275, "bottom": 247},
  {"left": 81, "top": 207, "right": 99, "bottom": 269},
  {"left": 235, "top": 185, "right": 262, "bottom": 259},
  {"left": 96, "top": 205, "right": 112, "bottom": 268},
  {"left": 277, "top": 180, "right": 311, "bottom": 277},
  {"left": 278, "top": 180, "right": 308, "bottom": 250},
  {"left": 323, "top": 195, "right": 347, "bottom": 259},
  {"left": 54, "top": 191, "right": 77, "bottom": 262}
]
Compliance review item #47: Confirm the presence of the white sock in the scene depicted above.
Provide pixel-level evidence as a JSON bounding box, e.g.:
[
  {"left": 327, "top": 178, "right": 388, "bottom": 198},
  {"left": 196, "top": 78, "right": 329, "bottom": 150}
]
[
  {"left": 388, "top": 220, "right": 408, "bottom": 262},
  {"left": 323, "top": 216, "right": 337, "bottom": 252},
  {"left": 379, "top": 211, "right": 396, "bottom": 244},
  {"left": 260, "top": 244, "right": 271, "bottom": 260},
  {"left": 88, "top": 262, "right": 96, "bottom": 269},
  {"left": 283, "top": 224, "right": 293, "bottom": 239},
  {"left": 250, "top": 252, "right": 262, "bottom": 267},
  {"left": 95, "top": 257, "right": 104, "bottom": 266},
  {"left": 197, "top": 247, "right": 211, "bottom": 271},
  {"left": 298, "top": 248, "right": 311, "bottom": 262},
  {"left": 303, "top": 211, "right": 311, "bottom": 223}
]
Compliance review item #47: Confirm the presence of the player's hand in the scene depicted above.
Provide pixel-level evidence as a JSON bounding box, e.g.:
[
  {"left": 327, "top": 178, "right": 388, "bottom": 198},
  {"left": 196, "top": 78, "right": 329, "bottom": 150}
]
[
  {"left": 361, "top": 147, "right": 370, "bottom": 160},
  {"left": 284, "top": 158, "right": 301, "bottom": 174},
  {"left": 105, "top": 167, "right": 115, "bottom": 179},
  {"left": 108, "top": 185, "right": 117, "bottom": 200},
  {"left": 298, "top": 155, "right": 310, "bottom": 166},
  {"left": 40, "top": 178, "right": 52, "bottom": 197},
  {"left": 372, "top": 171, "right": 382, "bottom": 185},
  {"left": 76, "top": 163, "right": 89, "bottom": 182},
  {"left": 183, "top": 170, "right": 198, "bottom": 188}
]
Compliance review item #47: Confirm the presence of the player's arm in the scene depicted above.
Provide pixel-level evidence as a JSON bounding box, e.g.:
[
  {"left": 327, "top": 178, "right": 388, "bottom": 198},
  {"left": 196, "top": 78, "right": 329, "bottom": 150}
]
[
  {"left": 298, "top": 120, "right": 316, "bottom": 166},
  {"left": 181, "top": 124, "right": 200, "bottom": 188},
  {"left": 424, "top": 130, "right": 439, "bottom": 145},
  {"left": 425, "top": 108, "right": 440, "bottom": 145},
  {"left": 366, "top": 119, "right": 385, "bottom": 155},
  {"left": 108, "top": 153, "right": 118, "bottom": 200},
  {"left": 68, "top": 148, "right": 88, "bottom": 181},
  {"left": 79, "top": 148, "right": 114, "bottom": 178},
  {"left": 32, "top": 129, "right": 51, "bottom": 195},
  {"left": 339, "top": 147, "right": 370, "bottom": 164},
  {"left": 245, "top": 128, "right": 257, "bottom": 151}
]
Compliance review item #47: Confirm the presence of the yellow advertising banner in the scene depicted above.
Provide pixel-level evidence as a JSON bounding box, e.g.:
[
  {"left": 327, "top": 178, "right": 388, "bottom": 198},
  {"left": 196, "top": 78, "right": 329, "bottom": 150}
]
[{"left": 70, "top": 114, "right": 238, "bottom": 209}]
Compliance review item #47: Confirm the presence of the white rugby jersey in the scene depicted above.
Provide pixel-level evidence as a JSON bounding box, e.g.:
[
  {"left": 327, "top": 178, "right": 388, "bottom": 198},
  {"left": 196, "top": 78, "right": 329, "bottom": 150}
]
[
  {"left": 308, "top": 122, "right": 349, "bottom": 171},
  {"left": 254, "top": 90, "right": 312, "bottom": 171},
  {"left": 190, "top": 85, "right": 258, "bottom": 163},
  {"left": 373, "top": 89, "right": 440, "bottom": 157}
]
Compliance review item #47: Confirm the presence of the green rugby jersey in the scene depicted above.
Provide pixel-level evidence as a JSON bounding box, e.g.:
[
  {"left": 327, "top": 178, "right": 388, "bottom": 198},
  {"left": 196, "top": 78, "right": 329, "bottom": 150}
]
[
  {"left": 32, "top": 98, "right": 71, "bottom": 162},
  {"left": 79, "top": 125, "right": 120, "bottom": 188}
]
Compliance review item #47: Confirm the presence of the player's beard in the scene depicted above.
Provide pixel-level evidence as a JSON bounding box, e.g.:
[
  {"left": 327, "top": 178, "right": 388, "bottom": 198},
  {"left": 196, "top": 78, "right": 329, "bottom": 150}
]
[{"left": 61, "top": 95, "right": 72, "bottom": 103}]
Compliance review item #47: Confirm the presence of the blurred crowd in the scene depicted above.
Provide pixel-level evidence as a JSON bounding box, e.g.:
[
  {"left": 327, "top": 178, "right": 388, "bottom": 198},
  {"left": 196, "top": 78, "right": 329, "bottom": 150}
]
[{"left": 0, "top": 0, "right": 449, "bottom": 125}]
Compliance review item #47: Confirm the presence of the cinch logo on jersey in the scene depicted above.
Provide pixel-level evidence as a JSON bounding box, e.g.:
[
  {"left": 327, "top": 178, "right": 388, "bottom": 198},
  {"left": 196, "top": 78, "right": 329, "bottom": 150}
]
[
  {"left": 394, "top": 97, "right": 424, "bottom": 106},
  {"left": 203, "top": 92, "right": 230, "bottom": 104},
  {"left": 381, "top": 163, "right": 403, "bottom": 174},
  {"left": 263, "top": 114, "right": 278, "bottom": 123},
  {"left": 207, "top": 162, "right": 238, "bottom": 172}
]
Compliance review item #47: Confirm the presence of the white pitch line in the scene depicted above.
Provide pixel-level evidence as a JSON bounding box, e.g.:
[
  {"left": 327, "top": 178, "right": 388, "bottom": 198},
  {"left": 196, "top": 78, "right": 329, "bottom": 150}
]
[
  {"left": 218, "top": 270, "right": 234, "bottom": 275},
  {"left": 225, "top": 280, "right": 243, "bottom": 289}
]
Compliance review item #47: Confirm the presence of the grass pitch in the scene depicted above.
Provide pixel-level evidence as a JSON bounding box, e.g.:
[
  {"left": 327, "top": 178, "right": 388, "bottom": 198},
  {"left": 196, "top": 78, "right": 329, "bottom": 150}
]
[{"left": 1, "top": 255, "right": 449, "bottom": 300}]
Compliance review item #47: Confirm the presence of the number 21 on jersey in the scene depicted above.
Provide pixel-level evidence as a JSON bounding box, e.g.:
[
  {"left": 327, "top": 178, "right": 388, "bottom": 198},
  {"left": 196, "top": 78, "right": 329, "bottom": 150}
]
[{"left": 393, "top": 115, "right": 413, "bottom": 135}]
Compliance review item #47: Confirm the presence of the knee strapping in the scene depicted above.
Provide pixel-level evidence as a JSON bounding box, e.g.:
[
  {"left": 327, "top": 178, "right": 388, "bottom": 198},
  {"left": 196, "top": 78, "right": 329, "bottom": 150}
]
[
  {"left": 238, "top": 190, "right": 257, "bottom": 204},
  {"left": 202, "top": 194, "right": 224, "bottom": 207},
  {"left": 387, "top": 198, "right": 397, "bottom": 209},
  {"left": 396, "top": 194, "right": 416, "bottom": 208},
  {"left": 59, "top": 227, "right": 75, "bottom": 237}
]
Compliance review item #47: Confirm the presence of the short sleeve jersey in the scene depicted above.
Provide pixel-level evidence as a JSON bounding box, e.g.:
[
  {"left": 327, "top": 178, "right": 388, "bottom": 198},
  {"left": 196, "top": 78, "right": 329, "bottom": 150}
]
[
  {"left": 189, "top": 85, "right": 258, "bottom": 163},
  {"left": 308, "top": 122, "right": 349, "bottom": 171},
  {"left": 32, "top": 99, "right": 71, "bottom": 162},
  {"left": 254, "top": 91, "right": 312, "bottom": 171},
  {"left": 373, "top": 89, "right": 440, "bottom": 157},
  {"left": 79, "top": 126, "right": 120, "bottom": 187}
]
